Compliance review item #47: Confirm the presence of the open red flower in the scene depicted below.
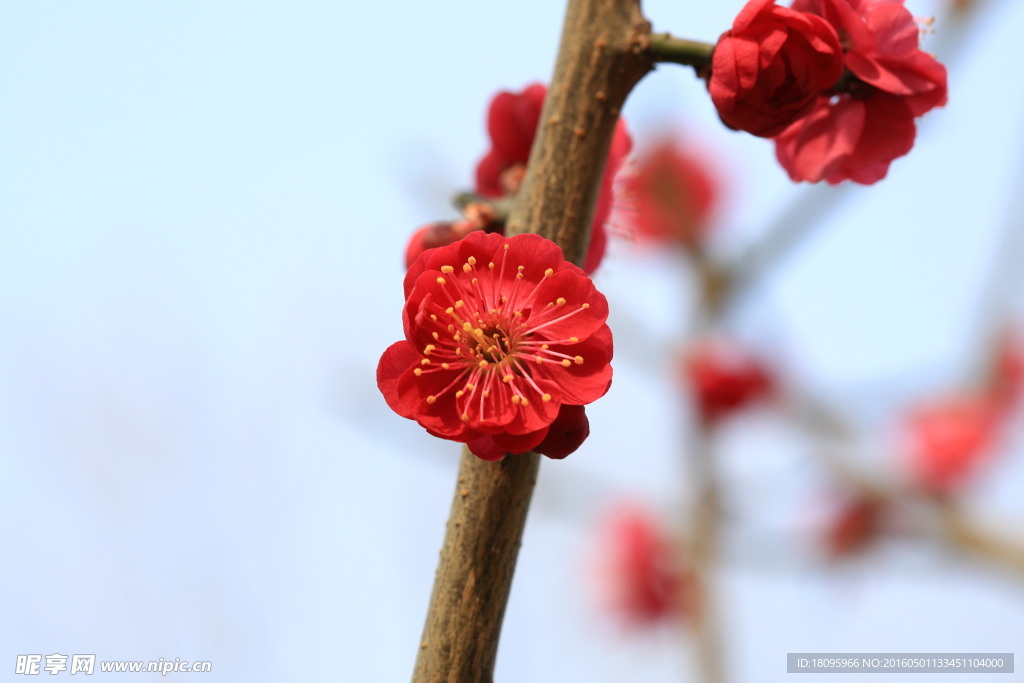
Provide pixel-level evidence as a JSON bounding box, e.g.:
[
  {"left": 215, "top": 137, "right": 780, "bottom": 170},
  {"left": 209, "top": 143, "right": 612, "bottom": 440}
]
[
  {"left": 378, "top": 231, "right": 613, "bottom": 461},
  {"left": 597, "top": 504, "right": 689, "bottom": 625},
  {"left": 710, "top": 0, "right": 844, "bottom": 137},
  {"left": 474, "top": 83, "right": 633, "bottom": 273},
  {"left": 619, "top": 140, "right": 718, "bottom": 250},
  {"left": 682, "top": 339, "right": 773, "bottom": 426},
  {"left": 903, "top": 396, "right": 1000, "bottom": 493},
  {"left": 775, "top": 0, "right": 948, "bottom": 184}
]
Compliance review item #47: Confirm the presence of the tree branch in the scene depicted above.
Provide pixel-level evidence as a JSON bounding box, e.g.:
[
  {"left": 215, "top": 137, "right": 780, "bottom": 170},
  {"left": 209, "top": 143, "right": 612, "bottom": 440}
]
[{"left": 412, "top": 1, "right": 653, "bottom": 681}]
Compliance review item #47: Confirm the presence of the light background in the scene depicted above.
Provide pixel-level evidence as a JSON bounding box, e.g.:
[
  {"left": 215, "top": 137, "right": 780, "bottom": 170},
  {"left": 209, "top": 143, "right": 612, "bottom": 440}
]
[{"left": 2, "top": 0, "right": 1023, "bottom": 681}]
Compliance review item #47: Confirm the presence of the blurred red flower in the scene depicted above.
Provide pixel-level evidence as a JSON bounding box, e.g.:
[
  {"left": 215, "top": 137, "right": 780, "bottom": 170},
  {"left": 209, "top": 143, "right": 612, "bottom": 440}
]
[
  {"left": 710, "top": 0, "right": 844, "bottom": 137},
  {"left": 682, "top": 339, "right": 773, "bottom": 426},
  {"left": 990, "top": 331, "right": 1024, "bottom": 412},
  {"left": 619, "top": 140, "right": 718, "bottom": 250},
  {"left": 775, "top": 0, "right": 948, "bottom": 184},
  {"left": 822, "top": 495, "right": 884, "bottom": 559},
  {"left": 598, "top": 505, "right": 688, "bottom": 625},
  {"left": 378, "top": 231, "right": 613, "bottom": 461},
  {"left": 904, "top": 396, "right": 1000, "bottom": 493}
]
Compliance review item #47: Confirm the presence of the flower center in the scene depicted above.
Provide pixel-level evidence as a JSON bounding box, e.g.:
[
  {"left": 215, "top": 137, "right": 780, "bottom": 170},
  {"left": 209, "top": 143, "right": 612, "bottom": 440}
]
[{"left": 413, "top": 247, "right": 593, "bottom": 419}]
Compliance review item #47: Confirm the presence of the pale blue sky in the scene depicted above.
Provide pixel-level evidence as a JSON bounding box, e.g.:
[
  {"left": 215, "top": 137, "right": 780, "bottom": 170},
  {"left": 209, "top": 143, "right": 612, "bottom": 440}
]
[{"left": 2, "top": 1, "right": 1023, "bottom": 681}]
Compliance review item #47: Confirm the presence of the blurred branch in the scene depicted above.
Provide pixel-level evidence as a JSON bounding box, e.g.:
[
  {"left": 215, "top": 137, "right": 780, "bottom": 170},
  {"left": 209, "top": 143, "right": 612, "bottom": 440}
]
[
  {"left": 681, "top": 254, "right": 731, "bottom": 683},
  {"left": 796, "top": 400, "right": 1024, "bottom": 578},
  {"left": 724, "top": 184, "right": 852, "bottom": 310},
  {"left": 685, "top": 427, "right": 726, "bottom": 683}
]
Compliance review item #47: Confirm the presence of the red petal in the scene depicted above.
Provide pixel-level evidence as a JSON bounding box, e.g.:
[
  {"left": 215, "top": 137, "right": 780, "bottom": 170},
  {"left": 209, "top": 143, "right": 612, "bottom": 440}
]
[
  {"left": 535, "top": 404, "right": 590, "bottom": 459},
  {"left": 377, "top": 341, "right": 422, "bottom": 417}
]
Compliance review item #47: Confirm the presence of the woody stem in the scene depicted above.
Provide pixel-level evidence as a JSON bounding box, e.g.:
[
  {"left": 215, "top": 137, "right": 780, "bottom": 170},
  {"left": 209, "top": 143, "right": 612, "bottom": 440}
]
[
  {"left": 411, "top": 1, "right": 654, "bottom": 681},
  {"left": 649, "top": 33, "right": 715, "bottom": 70}
]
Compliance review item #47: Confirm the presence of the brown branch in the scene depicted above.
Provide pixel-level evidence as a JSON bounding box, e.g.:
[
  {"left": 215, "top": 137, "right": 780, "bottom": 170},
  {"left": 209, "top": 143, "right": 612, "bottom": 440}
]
[
  {"left": 412, "top": 2, "right": 653, "bottom": 681},
  {"left": 685, "top": 427, "right": 726, "bottom": 683}
]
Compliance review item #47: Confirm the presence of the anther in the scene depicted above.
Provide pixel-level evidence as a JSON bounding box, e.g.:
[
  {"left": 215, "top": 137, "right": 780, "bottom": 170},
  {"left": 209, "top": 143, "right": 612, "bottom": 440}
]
[
  {"left": 455, "top": 390, "right": 464, "bottom": 398},
  {"left": 478, "top": 360, "right": 488, "bottom": 369},
  {"left": 502, "top": 374, "right": 514, "bottom": 383},
  {"left": 461, "top": 413, "right": 470, "bottom": 422},
  {"left": 441, "top": 363, "right": 450, "bottom": 370},
  {"left": 467, "top": 256, "right": 477, "bottom": 265},
  {"left": 581, "top": 303, "right": 590, "bottom": 309},
  {"left": 426, "top": 396, "right": 437, "bottom": 404},
  {"left": 574, "top": 356, "right": 584, "bottom": 365},
  {"left": 556, "top": 297, "right": 566, "bottom": 306},
  {"left": 436, "top": 277, "right": 446, "bottom": 285},
  {"left": 569, "top": 337, "right": 578, "bottom": 344},
  {"left": 511, "top": 396, "right": 521, "bottom": 405},
  {"left": 544, "top": 268, "right": 553, "bottom": 277},
  {"left": 542, "top": 393, "right": 552, "bottom": 402},
  {"left": 561, "top": 359, "right": 572, "bottom": 368},
  {"left": 424, "top": 344, "right": 436, "bottom": 355},
  {"left": 421, "top": 359, "right": 431, "bottom": 366},
  {"left": 440, "top": 265, "right": 454, "bottom": 274},
  {"left": 414, "top": 368, "right": 423, "bottom": 376}
]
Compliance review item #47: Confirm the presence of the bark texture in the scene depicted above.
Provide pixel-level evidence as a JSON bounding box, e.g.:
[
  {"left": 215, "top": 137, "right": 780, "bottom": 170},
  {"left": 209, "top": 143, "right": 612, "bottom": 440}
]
[{"left": 412, "top": 1, "right": 652, "bottom": 681}]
